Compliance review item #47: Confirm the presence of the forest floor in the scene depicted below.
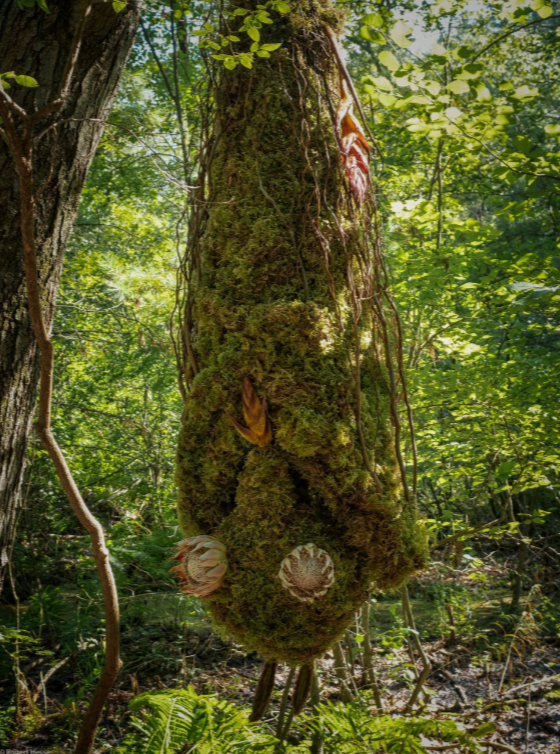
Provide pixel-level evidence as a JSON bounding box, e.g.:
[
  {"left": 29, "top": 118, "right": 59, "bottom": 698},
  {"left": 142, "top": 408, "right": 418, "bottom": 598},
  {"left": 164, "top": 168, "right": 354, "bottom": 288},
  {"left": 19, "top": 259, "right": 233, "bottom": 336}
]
[
  {"left": 2, "top": 558, "right": 559, "bottom": 752},
  {"left": 98, "top": 636, "right": 560, "bottom": 754},
  {"left": 8, "top": 626, "right": 560, "bottom": 752}
]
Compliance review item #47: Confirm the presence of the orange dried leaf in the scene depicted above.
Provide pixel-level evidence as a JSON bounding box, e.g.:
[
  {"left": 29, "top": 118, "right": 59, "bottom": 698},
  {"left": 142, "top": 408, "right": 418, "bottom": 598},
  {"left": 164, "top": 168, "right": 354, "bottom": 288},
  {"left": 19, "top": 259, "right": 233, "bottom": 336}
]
[
  {"left": 226, "top": 378, "right": 272, "bottom": 447},
  {"left": 242, "top": 376, "right": 266, "bottom": 434},
  {"left": 336, "top": 79, "right": 371, "bottom": 203},
  {"left": 225, "top": 410, "right": 260, "bottom": 445}
]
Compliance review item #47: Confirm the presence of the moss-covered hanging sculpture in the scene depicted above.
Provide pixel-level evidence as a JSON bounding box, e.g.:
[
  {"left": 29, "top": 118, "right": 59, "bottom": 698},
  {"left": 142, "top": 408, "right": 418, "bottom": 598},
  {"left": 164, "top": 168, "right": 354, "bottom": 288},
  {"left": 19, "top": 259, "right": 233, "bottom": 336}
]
[{"left": 175, "top": 0, "right": 427, "bottom": 716}]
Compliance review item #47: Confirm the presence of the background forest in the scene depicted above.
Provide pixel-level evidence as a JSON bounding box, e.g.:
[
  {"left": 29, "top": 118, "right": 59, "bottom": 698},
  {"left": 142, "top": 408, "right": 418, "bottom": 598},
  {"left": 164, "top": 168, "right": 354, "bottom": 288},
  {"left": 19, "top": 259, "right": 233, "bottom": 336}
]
[{"left": 1, "top": 0, "right": 559, "bottom": 752}]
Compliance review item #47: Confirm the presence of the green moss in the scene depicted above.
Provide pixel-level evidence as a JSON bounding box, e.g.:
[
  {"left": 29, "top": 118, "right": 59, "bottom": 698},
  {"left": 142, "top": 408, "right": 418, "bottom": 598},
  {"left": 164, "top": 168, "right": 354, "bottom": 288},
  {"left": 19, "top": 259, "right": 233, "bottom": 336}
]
[{"left": 176, "top": 0, "right": 427, "bottom": 664}]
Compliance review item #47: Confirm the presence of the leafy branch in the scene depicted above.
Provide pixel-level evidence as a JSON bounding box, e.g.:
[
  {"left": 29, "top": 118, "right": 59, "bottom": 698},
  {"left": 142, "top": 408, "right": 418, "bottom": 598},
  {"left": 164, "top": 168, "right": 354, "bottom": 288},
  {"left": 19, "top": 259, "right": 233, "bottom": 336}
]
[{"left": 194, "top": 0, "right": 290, "bottom": 70}]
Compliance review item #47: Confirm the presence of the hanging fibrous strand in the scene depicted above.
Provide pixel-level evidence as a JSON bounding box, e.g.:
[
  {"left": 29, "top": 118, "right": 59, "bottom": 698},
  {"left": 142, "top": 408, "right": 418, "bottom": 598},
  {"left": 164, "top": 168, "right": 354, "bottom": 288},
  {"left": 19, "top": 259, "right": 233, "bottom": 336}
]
[
  {"left": 292, "top": 663, "right": 314, "bottom": 715},
  {"left": 173, "top": 0, "right": 427, "bottom": 718},
  {"left": 249, "top": 660, "right": 278, "bottom": 722}
]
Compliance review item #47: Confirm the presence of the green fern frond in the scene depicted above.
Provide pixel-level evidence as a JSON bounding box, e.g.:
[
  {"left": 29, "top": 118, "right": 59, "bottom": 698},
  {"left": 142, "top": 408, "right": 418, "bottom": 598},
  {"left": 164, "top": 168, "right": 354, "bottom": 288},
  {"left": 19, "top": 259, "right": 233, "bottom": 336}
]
[
  {"left": 302, "top": 701, "right": 490, "bottom": 754},
  {"left": 124, "top": 687, "right": 276, "bottom": 754}
]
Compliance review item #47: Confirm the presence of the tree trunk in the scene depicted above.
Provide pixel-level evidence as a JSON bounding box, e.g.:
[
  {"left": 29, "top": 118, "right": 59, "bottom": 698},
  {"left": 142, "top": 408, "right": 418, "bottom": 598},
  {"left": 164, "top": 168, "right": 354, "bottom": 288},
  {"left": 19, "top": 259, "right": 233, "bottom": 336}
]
[{"left": 0, "top": 0, "right": 141, "bottom": 593}]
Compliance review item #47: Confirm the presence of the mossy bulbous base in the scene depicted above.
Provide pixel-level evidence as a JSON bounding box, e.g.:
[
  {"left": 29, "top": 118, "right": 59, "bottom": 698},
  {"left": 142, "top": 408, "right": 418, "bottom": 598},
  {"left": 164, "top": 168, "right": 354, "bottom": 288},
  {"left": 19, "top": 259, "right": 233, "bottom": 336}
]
[{"left": 176, "top": 0, "right": 427, "bottom": 665}]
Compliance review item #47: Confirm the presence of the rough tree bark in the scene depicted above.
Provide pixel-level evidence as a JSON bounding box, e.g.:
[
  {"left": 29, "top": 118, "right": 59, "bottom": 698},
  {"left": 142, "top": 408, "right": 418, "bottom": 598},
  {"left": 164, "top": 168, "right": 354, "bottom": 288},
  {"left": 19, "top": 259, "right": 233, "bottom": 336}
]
[{"left": 0, "top": 0, "right": 141, "bottom": 593}]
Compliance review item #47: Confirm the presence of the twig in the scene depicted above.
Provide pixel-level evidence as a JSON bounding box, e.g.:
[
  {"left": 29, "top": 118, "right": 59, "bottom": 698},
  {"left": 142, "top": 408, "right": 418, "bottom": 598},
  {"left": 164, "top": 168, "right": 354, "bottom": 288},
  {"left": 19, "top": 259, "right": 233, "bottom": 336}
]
[
  {"left": 401, "top": 585, "right": 432, "bottom": 712},
  {"left": 275, "top": 706, "right": 295, "bottom": 752},
  {"left": 439, "top": 666, "right": 467, "bottom": 707},
  {"left": 498, "top": 673, "right": 560, "bottom": 698},
  {"left": 498, "top": 618, "right": 522, "bottom": 694},
  {"left": 444, "top": 604, "right": 456, "bottom": 648},
  {"left": 332, "top": 642, "right": 353, "bottom": 702},
  {"left": 0, "top": 85, "right": 27, "bottom": 119},
  {"left": 524, "top": 692, "right": 531, "bottom": 753},
  {"left": 431, "top": 518, "right": 504, "bottom": 551},
  {"left": 32, "top": 655, "right": 72, "bottom": 704},
  {"left": 310, "top": 669, "right": 324, "bottom": 754},
  {"left": 275, "top": 666, "right": 296, "bottom": 739},
  {"left": 141, "top": 17, "right": 177, "bottom": 103},
  {"left": 470, "top": 14, "right": 560, "bottom": 64},
  {"left": 481, "top": 743, "right": 522, "bottom": 754},
  {"left": 361, "top": 600, "right": 383, "bottom": 712},
  {"left": 7, "top": 557, "right": 22, "bottom": 722}
]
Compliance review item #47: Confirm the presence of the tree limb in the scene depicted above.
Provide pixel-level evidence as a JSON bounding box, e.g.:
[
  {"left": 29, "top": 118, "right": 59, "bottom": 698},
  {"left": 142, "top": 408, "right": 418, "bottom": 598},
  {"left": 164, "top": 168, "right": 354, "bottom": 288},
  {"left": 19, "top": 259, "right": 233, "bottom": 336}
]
[{"left": 431, "top": 518, "right": 504, "bottom": 552}]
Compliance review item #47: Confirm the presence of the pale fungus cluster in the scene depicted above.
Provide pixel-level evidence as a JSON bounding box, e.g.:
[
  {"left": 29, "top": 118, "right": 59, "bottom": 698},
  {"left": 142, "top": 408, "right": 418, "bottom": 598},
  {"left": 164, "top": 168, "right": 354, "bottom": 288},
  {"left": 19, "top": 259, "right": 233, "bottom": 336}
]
[
  {"left": 278, "top": 543, "right": 335, "bottom": 603},
  {"left": 171, "top": 535, "right": 227, "bottom": 598}
]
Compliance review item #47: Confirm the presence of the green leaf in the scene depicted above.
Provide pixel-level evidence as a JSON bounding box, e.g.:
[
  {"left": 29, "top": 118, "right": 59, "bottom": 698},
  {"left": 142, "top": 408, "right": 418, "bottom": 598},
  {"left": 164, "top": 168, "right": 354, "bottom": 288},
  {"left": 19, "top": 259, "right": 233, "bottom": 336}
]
[
  {"left": 363, "top": 12, "right": 383, "bottom": 27},
  {"left": 530, "top": 0, "right": 553, "bottom": 14},
  {"left": 378, "top": 92, "right": 398, "bottom": 108},
  {"left": 233, "top": 7, "right": 249, "bottom": 15},
  {"left": 445, "top": 106, "right": 462, "bottom": 120},
  {"left": 224, "top": 58, "right": 238, "bottom": 70},
  {"left": 371, "top": 75, "right": 393, "bottom": 91},
  {"left": 512, "top": 85, "right": 538, "bottom": 99},
  {"left": 247, "top": 27, "right": 260, "bottom": 42},
  {"left": 447, "top": 79, "right": 470, "bottom": 95},
  {"left": 458, "top": 45, "right": 474, "bottom": 59},
  {"left": 239, "top": 54, "right": 253, "bottom": 68},
  {"left": 250, "top": 41, "right": 259, "bottom": 52},
  {"left": 360, "top": 26, "right": 385, "bottom": 44},
  {"left": 407, "top": 94, "right": 431, "bottom": 105},
  {"left": 256, "top": 50, "right": 270, "bottom": 57},
  {"left": 379, "top": 50, "right": 399, "bottom": 72},
  {"left": 276, "top": 1, "right": 291, "bottom": 13},
  {"left": 476, "top": 84, "right": 492, "bottom": 101},
  {"left": 112, "top": 0, "right": 126, "bottom": 12},
  {"left": 36, "top": 0, "right": 50, "bottom": 12},
  {"left": 457, "top": 63, "right": 484, "bottom": 80},
  {"left": 15, "top": 75, "right": 38, "bottom": 87},
  {"left": 261, "top": 43, "right": 281, "bottom": 51},
  {"left": 472, "top": 722, "right": 497, "bottom": 737},
  {"left": 496, "top": 460, "right": 516, "bottom": 480},
  {"left": 406, "top": 118, "right": 429, "bottom": 133},
  {"left": 390, "top": 20, "right": 413, "bottom": 48}
]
